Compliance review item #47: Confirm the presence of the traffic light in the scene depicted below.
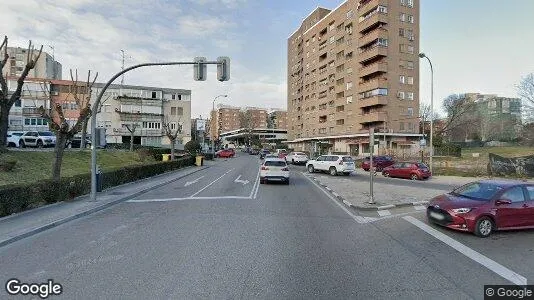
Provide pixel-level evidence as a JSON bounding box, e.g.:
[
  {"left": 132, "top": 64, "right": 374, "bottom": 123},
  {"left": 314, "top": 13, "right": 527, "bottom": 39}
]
[
  {"left": 194, "top": 57, "right": 207, "bottom": 81},
  {"left": 217, "top": 56, "right": 230, "bottom": 81}
]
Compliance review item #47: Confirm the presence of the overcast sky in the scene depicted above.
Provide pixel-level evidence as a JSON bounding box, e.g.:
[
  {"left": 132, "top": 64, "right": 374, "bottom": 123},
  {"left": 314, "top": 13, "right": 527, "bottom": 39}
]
[{"left": 1, "top": 0, "right": 533, "bottom": 118}]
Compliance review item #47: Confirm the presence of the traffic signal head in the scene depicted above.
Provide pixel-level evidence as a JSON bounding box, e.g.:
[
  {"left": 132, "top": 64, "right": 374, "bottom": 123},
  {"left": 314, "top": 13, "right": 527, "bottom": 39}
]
[
  {"left": 194, "top": 57, "right": 207, "bottom": 81},
  {"left": 217, "top": 56, "right": 230, "bottom": 81}
]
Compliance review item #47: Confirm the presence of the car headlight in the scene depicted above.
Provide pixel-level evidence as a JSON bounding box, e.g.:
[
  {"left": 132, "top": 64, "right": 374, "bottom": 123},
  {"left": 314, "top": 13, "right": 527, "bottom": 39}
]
[{"left": 452, "top": 208, "right": 473, "bottom": 214}]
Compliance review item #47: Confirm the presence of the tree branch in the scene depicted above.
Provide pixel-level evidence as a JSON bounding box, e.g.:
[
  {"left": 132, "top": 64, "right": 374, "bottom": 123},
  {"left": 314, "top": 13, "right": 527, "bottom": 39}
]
[
  {"left": 9, "top": 41, "right": 43, "bottom": 106},
  {"left": 0, "top": 36, "right": 9, "bottom": 100}
]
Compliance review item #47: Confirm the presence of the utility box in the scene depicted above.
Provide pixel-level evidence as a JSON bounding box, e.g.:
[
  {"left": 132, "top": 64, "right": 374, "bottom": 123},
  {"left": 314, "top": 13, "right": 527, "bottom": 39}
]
[{"left": 94, "top": 128, "right": 107, "bottom": 148}]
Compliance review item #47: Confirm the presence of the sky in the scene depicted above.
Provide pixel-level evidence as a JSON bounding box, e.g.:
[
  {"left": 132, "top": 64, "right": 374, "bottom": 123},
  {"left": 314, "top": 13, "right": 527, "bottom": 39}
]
[{"left": 1, "top": 0, "right": 533, "bottom": 118}]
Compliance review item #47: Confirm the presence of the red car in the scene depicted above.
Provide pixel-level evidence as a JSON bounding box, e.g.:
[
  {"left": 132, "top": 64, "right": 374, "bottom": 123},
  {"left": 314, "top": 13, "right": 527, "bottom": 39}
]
[
  {"left": 427, "top": 180, "right": 534, "bottom": 237},
  {"left": 361, "top": 155, "right": 395, "bottom": 172},
  {"left": 382, "top": 162, "right": 431, "bottom": 180},
  {"left": 215, "top": 149, "right": 235, "bottom": 158},
  {"left": 278, "top": 150, "right": 288, "bottom": 160}
]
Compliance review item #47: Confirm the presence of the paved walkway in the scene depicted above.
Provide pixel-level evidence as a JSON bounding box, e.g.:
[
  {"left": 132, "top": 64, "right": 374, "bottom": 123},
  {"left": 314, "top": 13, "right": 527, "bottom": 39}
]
[{"left": 0, "top": 162, "right": 214, "bottom": 247}]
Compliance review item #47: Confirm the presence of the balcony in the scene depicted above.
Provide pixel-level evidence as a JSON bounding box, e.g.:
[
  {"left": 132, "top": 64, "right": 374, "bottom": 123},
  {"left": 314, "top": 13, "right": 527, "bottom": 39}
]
[
  {"left": 358, "top": 28, "right": 388, "bottom": 48},
  {"left": 358, "top": 95, "right": 388, "bottom": 108},
  {"left": 22, "top": 107, "right": 44, "bottom": 115},
  {"left": 358, "top": 77, "right": 387, "bottom": 93},
  {"left": 359, "top": 12, "right": 388, "bottom": 34},
  {"left": 359, "top": 62, "right": 388, "bottom": 78},
  {"left": 358, "top": 111, "right": 387, "bottom": 124},
  {"left": 358, "top": 46, "right": 387, "bottom": 63},
  {"left": 358, "top": 0, "right": 388, "bottom": 15}
]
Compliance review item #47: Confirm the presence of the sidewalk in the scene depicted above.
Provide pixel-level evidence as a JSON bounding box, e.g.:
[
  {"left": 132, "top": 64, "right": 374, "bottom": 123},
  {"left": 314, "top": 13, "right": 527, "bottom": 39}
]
[
  {"left": 307, "top": 171, "right": 534, "bottom": 211},
  {"left": 0, "top": 162, "right": 214, "bottom": 248}
]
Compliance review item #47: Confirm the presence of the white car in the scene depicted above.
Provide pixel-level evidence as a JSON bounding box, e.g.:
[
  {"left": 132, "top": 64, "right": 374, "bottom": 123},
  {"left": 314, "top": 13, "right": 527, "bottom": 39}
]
[
  {"left": 286, "top": 152, "right": 309, "bottom": 165},
  {"left": 7, "top": 131, "right": 25, "bottom": 147},
  {"left": 18, "top": 131, "right": 56, "bottom": 148},
  {"left": 306, "top": 155, "right": 355, "bottom": 176},
  {"left": 260, "top": 158, "right": 290, "bottom": 184}
]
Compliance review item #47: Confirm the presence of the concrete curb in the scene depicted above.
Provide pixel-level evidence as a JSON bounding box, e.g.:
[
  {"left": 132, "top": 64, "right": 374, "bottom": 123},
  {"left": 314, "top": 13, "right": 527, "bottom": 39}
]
[
  {"left": 304, "top": 174, "right": 429, "bottom": 211},
  {"left": 0, "top": 166, "right": 209, "bottom": 248}
]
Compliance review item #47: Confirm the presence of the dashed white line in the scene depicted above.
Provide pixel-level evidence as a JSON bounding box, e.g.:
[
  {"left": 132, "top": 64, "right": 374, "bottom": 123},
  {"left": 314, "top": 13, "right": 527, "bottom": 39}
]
[
  {"left": 190, "top": 168, "right": 234, "bottom": 197},
  {"left": 377, "top": 210, "right": 391, "bottom": 217},
  {"left": 403, "top": 216, "right": 528, "bottom": 286},
  {"left": 126, "top": 196, "right": 251, "bottom": 203},
  {"left": 378, "top": 204, "right": 395, "bottom": 210}
]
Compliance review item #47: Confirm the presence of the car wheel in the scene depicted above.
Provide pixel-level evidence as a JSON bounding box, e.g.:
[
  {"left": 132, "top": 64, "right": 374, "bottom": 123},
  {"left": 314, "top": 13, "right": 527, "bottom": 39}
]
[
  {"left": 410, "top": 174, "right": 419, "bottom": 180},
  {"left": 19, "top": 140, "right": 25, "bottom": 148},
  {"left": 285, "top": 179, "right": 290, "bottom": 185},
  {"left": 474, "top": 217, "right": 494, "bottom": 238},
  {"left": 7, "top": 142, "right": 15, "bottom": 147},
  {"left": 36, "top": 140, "right": 43, "bottom": 148},
  {"left": 260, "top": 178, "right": 265, "bottom": 184},
  {"left": 383, "top": 172, "right": 390, "bottom": 177},
  {"left": 329, "top": 167, "right": 337, "bottom": 176},
  {"left": 292, "top": 159, "right": 295, "bottom": 165},
  {"left": 307, "top": 165, "right": 315, "bottom": 173}
]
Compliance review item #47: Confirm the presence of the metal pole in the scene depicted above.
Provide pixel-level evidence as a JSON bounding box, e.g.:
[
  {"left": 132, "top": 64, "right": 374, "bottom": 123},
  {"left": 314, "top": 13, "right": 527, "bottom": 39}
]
[
  {"left": 369, "top": 128, "right": 375, "bottom": 204},
  {"left": 90, "top": 61, "right": 221, "bottom": 201},
  {"left": 427, "top": 57, "right": 434, "bottom": 174}
]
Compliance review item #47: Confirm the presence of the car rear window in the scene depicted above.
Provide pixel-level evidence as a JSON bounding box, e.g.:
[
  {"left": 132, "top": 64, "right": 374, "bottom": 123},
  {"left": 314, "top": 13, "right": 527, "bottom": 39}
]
[
  {"left": 342, "top": 157, "right": 354, "bottom": 162},
  {"left": 264, "top": 161, "right": 287, "bottom": 167}
]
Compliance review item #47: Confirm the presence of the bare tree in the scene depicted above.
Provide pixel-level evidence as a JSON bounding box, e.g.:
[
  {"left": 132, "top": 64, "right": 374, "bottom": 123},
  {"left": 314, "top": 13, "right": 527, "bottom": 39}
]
[
  {"left": 438, "top": 94, "right": 479, "bottom": 141},
  {"left": 79, "top": 91, "right": 110, "bottom": 149},
  {"left": 517, "top": 73, "right": 534, "bottom": 122},
  {"left": 239, "top": 110, "right": 253, "bottom": 146},
  {"left": 419, "top": 103, "right": 441, "bottom": 136},
  {"left": 39, "top": 69, "right": 98, "bottom": 181},
  {"left": 124, "top": 122, "right": 139, "bottom": 152},
  {"left": 0, "top": 36, "right": 43, "bottom": 148},
  {"left": 162, "top": 116, "right": 183, "bottom": 161}
]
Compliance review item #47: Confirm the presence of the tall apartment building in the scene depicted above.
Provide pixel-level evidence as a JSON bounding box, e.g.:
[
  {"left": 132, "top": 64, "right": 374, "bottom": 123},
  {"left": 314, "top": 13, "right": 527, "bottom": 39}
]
[
  {"left": 90, "top": 83, "right": 192, "bottom": 147},
  {"left": 210, "top": 105, "right": 241, "bottom": 140},
  {"left": 2, "top": 47, "right": 62, "bottom": 79},
  {"left": 269, "top": 110, "right": 288, "bottom": 129},
  {"left": 287, "top": 0, "right": 422, "bottom": 156},
  {"left": 246, "top": 107, "right": 268, "bottom": 128}
]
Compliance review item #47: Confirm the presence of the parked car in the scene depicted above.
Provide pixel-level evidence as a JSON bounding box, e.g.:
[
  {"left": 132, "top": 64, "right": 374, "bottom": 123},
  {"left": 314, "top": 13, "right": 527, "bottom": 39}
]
[
  {"left": 259, "top": 149, "right": 271, "bottom": 159},
  {"left": 286, "top": 152, "right": 309, "bottom": 165},
  {"left": 18, "top": 131, "right": 56, "bottom": 148},
  {"left": 260, "top": 158, "right": 290, "bottom": 184},
  {"left": 278, "top": 150, "right": 288, "bottom": 160},
  {"left": 215, "top": 149, "right": 235, "bottom": 158},
  {"left": 66, "top": 136, "right": 92, "bottom": 149},
  {"left": 382, "top": 162, "right": 431, "bottom": 180},
  {"left": 361, "top": 155, "right": 396, "bottom": 172},
  {"left": 306, "top": 155, "right": 356, "bottom": 176},
  {"left": 427, "top": 180, "right": 534, "bottom": 237},
  {"left": 249, "top": 148, "right": 260, "bottom": 155},
  {"left": 6, "top": 131, "right": 25, "bottom": 147}
]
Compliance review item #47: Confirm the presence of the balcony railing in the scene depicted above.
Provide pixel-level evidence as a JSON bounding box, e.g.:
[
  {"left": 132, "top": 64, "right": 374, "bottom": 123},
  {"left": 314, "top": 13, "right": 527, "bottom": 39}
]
[
  {"left": 358, "top": 77, "right": 387, "bottom": 93},
  {"left": 358, "top": 111, "right": 387, "bottom": 124},
  {"left": 359, "top": 62, "right": 388, "bottom": 78},
  {"left": 358, "top": 45, "right": 388, "bottom": 63},
  {"left": 358, "top": 95, "right": 388, "bottom": 108}
]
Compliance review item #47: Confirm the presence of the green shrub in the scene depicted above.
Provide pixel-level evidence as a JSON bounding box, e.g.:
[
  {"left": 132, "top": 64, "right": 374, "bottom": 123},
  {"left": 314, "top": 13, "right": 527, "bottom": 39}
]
[
  {"left": 0, "top": 157, "right": 194, "bottom": 217},
  {"left": 184, "top": 140, "right": 201, "bottom": 156}
]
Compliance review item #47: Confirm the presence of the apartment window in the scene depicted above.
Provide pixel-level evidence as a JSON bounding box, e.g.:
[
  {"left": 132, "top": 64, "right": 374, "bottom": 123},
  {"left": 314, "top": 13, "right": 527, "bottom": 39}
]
[
  {"left": 399, "top": 122, "right": 405, "bottom": 130},
  {"left": 407, "top": 76, "right": 414, "bottom": 85},
  {"left": 406, "top": 92, "right": 414, "bottom": 100},
  {"left": 319, "top": 128, "right": 327, "bottom": 134},
  {"left": 336, "top": 105, "right": 345, "bottom": 112},
  {"left": 329, "top": 36, "right": 335, "bottom": 44},
  {"left": 399, "top": 75, "right": 405, "bottom": 84},
  {"left": 170, "top": 122, "right": 177, "bottom": 130},
  {"left": 406, "top": 61, "right": 414, "bottom": 69},
  {"left": 407, "top": 15, "right": 414, "bottom": 23},
  {"left": 407, "top": 0, "right": 413, "bottom": 7},
  {"left": 329, "top": 127, "right": 334, "bottom": 133},
  {"left": 407, "top": 107, "right": 414, "bottom": 116},
  {"left": 377, "top": 38, "right": 388, "bottom": 47},
  {"left": 171, "top": 94, "right": 176, "bottom": 100},
  {"left": 346, "top": 96, "right": 353, "bottom": 104},
  {"left": 306, "top": 40, "right": 309, "bottom": 46},
  {"left": 177, "top": 107, "right": 184, "bottom": 115},
  {"left": 171, "top": 107, "right": 177, "bottom": 115},
  {"left": 399, "top": 13, "right": 406, "bottom": 22},
  {"left": 378, "top": 5, "right": 387, "bottom": 13},
  {"left": 399, "top": 28, "right": 405, "bottom": 37},
  {"left": 151, "top": 91, "right": 157, "bottom": 99},
  {"left": 360, "top": 88, "right": 388, "bottom": 99},
  {"left": 346, "top": 82, "right": 353, "bottom": 90},
  {"left": 329, "top": 22, "right": 335, "bottom": 31},
  {"left": 408, "top": 123, "right": 414, "bottom": 132},
  {"left": 407, "top": 45, "right": 414, "bottom": 54},
  {"left": 336, "top": 119, "right": 345, "bottom": 125},
  {"left": 397, "top": 91, "right": 405, "bottom": 100},
  {"left": 347, "top": 10, "right": 354, "bottom": 19},
  {"left": 346, "top": 67, "right": 353, "bottom": 74}
]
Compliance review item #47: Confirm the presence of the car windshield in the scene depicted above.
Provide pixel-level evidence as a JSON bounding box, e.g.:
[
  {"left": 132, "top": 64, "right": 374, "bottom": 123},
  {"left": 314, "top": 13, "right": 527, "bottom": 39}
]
[
  {"left": 451, "top": 182, "right": 504, "bottom": 201},
  {"left": 12, "top": 133, "right": 23, "bottom": 136},
  {"left": 264, "top": 160, "right": 286, "bottom": 167},
  {"left": 38, "top": 132, "right": 54, "bottom": 136}
]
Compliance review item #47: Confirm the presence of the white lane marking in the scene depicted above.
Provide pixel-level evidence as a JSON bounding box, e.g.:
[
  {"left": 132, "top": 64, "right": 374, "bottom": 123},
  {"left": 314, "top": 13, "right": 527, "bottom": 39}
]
[
  {"left": 127, "top": 196, "right": 251, "bottom": 203},
  {"left": 377, "top": 210, "right": 391, "bottom": 217},
  {"left": 302, "top": 173, "right": 368, "bottom": 224},
  {"left": 234, "top": 175, "right": 250, "bottom": 185},
  {"left": 253, "top": 172, "right": 261, "bottom": 199},
  {"left": 403, "top": 216, "right": 528, "bottom": 286},
  {"left": 378, "top": 205, "right": 395, "bottom": 210},
  {"left": 342, "top": 200, "right": 352, "bottom": 207},
  {"left": 190, "top": 169, "right": 234, "bottom": 197},
  {"left": 332, "top": 192, "right": 341, "bottom": 198},
  {"left": 414, "top": 205, "right": 426, "bottom": 211},
  {"left": 184, "top": 176, "right": 205, "bottom": 187},
  {"left": 249, "top": 169, "right": 260, "bottom": 199},
  {"left": 325, "top": 187, "right": 332, "bottom": 191},
  {"left": 412, "top": 201, "right": 428, "bottom": 206}
]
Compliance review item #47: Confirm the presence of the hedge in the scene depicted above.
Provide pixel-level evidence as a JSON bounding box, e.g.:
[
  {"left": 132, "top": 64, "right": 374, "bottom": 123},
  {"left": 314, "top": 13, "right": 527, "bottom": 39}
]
[{"left": 0, "top": 156, "right": 195, "bottom": 217}]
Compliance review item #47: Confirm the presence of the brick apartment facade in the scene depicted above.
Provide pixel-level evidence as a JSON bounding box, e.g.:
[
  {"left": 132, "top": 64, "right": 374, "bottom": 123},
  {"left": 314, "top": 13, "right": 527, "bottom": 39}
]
[
  {"left": 287, "top": 0, "right": 422, "bottom": 156},
  {"left": 270, "top": 110, "right": 288, "bottom": 129}
]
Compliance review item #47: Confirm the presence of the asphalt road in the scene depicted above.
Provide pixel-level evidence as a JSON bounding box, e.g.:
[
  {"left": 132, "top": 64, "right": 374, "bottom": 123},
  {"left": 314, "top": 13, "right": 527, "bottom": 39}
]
[{"left": 1, "top": 154, "right": 532, "bottom": 299}]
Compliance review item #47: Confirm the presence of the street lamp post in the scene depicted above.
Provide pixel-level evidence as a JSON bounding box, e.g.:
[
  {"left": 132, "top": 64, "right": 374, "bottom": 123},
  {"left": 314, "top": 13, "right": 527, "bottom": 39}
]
[
  {"left": 211, "top": 94, "right": 228, "bottom": 154},
  {"left": 419, "top": 53, "right": 434, "bottom": 173},
  {"left": 90, "top": 60, "right": 222, "bottom": 202}
]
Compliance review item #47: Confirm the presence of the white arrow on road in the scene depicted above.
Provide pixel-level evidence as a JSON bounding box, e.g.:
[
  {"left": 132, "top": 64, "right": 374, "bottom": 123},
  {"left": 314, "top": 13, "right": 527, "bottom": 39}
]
[
  {"left": 184, "top": 176, "right": 205, "bottom": 187},
  {"left": 234, "top": 175, "right": 249, "bottom": 185}
]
